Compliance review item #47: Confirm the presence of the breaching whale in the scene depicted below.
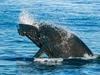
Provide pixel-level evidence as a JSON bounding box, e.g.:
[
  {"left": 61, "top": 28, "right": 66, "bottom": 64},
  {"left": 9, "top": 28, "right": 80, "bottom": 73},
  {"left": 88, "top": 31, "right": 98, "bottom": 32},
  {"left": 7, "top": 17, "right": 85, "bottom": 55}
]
[
  {"left": 18, "top": 23, "right": 93, "bottom": 58},
  {"left": 17, "top": 11, "right": 93, "bottom": 59}
]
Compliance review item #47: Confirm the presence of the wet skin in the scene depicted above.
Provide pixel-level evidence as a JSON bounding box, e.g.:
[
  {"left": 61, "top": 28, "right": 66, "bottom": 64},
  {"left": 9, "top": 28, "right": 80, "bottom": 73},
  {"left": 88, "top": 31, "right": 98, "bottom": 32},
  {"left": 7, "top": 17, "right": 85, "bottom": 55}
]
[{"left": 18, "top": 23, "right": 93, "bottom": 58}]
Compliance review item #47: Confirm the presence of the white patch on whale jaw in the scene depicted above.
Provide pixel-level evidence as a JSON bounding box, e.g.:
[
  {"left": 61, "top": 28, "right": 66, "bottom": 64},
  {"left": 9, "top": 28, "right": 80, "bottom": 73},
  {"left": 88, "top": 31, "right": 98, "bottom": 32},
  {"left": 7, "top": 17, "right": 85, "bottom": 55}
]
[{"left": 19, "top": 10, "right": 39, "bottom": 29}]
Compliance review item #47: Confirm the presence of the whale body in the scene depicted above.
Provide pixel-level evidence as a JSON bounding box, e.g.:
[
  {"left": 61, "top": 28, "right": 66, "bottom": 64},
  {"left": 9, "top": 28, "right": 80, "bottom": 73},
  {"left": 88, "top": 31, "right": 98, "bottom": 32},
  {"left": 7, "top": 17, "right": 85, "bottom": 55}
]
[{"left": 18, "top": 22, "right": 93, "bottom": 58}]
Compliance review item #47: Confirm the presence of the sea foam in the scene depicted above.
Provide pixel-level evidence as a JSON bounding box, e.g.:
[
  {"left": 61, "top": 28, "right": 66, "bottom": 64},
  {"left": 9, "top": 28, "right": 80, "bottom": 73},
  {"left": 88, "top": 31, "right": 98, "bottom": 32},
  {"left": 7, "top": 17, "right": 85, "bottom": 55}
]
[{"left": 19, "top": 10, "right": 39, "bottom": 28}]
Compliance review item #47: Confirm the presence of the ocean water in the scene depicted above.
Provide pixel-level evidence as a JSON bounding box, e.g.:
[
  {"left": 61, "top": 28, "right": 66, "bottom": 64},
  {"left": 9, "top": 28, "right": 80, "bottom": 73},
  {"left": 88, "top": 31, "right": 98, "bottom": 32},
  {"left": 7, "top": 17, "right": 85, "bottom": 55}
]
[{"left": 0, "top": 0, "right": 100, "bottom": 75}]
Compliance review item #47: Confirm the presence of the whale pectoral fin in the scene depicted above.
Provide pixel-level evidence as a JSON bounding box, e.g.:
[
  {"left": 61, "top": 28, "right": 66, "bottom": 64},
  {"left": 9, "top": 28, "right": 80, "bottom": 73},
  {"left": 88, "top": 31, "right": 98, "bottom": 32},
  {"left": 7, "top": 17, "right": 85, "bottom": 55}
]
[{"left": 33, "top": 48, "right": 46, "bottom": 58}]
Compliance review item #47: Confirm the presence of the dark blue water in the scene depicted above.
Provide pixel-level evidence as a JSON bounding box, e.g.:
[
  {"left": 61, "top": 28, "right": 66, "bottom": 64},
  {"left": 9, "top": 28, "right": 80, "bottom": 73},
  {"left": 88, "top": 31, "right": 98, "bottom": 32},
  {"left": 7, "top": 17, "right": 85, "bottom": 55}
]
[{"left": 0, "top": 0, "right": 100, "bottom": 75}]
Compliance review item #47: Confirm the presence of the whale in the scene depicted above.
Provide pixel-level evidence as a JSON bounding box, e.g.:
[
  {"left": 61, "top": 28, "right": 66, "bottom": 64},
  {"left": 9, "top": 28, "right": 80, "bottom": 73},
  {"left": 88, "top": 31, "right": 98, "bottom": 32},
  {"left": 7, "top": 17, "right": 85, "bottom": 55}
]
[
  {"left": 18, "top": 22, "right": 93, "bottom": 58},
  {"left": 17, "top": 11, "right": 93, "bottom": 59}
]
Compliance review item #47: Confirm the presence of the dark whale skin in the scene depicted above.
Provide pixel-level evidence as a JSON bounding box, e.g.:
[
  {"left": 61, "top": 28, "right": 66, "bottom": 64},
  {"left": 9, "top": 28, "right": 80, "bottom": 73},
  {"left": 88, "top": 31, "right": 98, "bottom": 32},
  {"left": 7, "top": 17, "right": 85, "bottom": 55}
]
[{"left": 18, "top": 23, "right": 93, "bottom": 58}]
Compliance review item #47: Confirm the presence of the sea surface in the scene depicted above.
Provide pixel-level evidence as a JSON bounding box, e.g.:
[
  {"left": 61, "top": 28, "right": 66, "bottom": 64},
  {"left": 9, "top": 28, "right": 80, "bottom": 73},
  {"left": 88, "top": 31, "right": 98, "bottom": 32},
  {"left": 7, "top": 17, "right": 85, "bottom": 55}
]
[{"left": 0, "top": 0, "right": 100, "bottom": 75}]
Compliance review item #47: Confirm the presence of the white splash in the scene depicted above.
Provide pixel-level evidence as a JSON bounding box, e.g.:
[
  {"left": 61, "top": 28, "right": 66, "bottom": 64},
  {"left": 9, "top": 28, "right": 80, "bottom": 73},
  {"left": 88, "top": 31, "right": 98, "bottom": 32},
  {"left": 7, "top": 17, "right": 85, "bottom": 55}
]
[
  {"left": 83, "top": 53, "right": 97, "bottom": 60},
  {"left": 19, "top": 10, "right": 39, "bottom": 28},
  {"left": 68, "top": 54, "right": 97, "bottom": 60},
  {"left": 34, "top": 58, "right": 63, "bottom": 65}
]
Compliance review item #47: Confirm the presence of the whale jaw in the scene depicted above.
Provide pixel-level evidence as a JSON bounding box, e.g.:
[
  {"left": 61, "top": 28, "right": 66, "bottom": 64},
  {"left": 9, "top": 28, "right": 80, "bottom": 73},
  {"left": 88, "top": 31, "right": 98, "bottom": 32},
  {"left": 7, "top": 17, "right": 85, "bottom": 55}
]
[{"left": 18, "top": 23, "right": 39, "bottom": 37}]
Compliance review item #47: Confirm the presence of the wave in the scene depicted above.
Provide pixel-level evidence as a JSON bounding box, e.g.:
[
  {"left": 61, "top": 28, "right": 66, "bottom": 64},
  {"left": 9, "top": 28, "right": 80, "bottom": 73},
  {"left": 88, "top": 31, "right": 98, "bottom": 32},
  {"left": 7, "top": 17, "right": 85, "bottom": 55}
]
[{"left": 1, "top": 54, "right": 100, "bottom": 66}]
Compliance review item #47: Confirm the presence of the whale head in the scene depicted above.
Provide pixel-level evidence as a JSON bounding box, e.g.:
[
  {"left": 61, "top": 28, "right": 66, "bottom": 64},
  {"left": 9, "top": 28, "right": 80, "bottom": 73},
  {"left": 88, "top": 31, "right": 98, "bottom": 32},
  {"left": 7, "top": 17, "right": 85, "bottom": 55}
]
[
  {"left": 18, "top": 10, "right": 39, "bottom": 36},
  {"left": 18, "top": 24, "right": 39, "bottom": 36}
]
